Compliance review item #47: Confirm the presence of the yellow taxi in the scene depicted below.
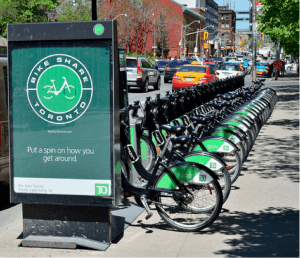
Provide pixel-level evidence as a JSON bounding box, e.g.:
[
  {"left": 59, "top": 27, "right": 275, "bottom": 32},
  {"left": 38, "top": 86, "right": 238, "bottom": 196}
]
[{"left": 172, "top": 61, "right": 219, "bottom": 90}]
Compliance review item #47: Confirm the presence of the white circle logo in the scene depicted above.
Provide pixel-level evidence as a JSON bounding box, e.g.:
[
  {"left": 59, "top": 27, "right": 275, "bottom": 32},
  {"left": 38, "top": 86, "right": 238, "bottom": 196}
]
[{"left": 27, "top": 54, "right": 93, "bottom": 124}]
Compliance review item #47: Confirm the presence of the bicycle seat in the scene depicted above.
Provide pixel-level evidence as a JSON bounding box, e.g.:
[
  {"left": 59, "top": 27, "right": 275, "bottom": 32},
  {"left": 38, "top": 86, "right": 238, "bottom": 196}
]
[
  {"left": 171, "top": 135, "right": 190, "bottom": 145},
  {"left": 190, "top": 116, "right": 209, "bottom": 125},
  {"left": 207, "top": 102, "right": 223, "bottom": 110},
  {"left": 218, "top": 93, "right": 234, "bottom": 101},
  {"left": 159, "top": 124, "right": 186, "bottom": 135}
]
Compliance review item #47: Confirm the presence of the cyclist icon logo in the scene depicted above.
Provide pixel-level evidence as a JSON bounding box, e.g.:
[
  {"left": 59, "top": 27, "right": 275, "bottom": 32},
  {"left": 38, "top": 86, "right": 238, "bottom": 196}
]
[
  {"left": 43, "top": 77, "right": 76, "bottom": 100},
  {"left": 27, "top": 54, "right": 93, "bottom": 124}
]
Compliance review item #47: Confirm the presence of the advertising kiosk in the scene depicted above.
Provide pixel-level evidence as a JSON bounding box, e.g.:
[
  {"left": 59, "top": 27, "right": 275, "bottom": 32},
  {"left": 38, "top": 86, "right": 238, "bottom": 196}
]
[{"left": 8, "top": 21, "right": 129, "bottom": 250}]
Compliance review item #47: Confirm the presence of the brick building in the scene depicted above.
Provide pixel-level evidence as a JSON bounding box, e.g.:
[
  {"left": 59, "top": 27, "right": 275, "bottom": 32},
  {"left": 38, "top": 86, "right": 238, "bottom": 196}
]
[
  {"left": 218, "top": 5, "right": 236, "bottom": 56},
  {"left": 146, "top": 0, "right": 206, "bottom": 59}
]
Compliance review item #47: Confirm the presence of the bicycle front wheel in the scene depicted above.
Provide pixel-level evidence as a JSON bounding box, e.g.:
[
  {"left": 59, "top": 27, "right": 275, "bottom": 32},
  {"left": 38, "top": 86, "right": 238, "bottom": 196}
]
[
  {"left": 137, "top": 133, "right": 157, "bottom": 172},
  {"left": 154, "top": 169, "right": 223, "bottom": 232}
]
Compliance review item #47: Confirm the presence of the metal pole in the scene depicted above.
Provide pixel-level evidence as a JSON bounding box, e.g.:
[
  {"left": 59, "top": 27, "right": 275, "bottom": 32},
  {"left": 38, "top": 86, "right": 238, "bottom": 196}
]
[
  {"left": 195, "top": 29, "right": 199, "bottom": 56},
  {"left": 92, "top": 0, "right": 97, "bottom": 20},
  {"left": 183, "top": 26, "right": 186, "bottom": 59},
  {"left": 252, "top": 0, "right": 256, "bottom": 84},
  {"left": 153, "top": 21, "right": 156, "bottom": 59},
  {"left": 276, "top": 39, "right": 280, "bottom": 61}
]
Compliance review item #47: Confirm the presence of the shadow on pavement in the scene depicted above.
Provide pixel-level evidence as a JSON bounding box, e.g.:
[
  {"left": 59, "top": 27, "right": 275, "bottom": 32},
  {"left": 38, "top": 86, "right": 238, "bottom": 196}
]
[
  {"left": 0, "top": 184, "right": 16, "bottom": 212},
  {"left": 208, "top": 207, "right": 299, "bottom": 257}
]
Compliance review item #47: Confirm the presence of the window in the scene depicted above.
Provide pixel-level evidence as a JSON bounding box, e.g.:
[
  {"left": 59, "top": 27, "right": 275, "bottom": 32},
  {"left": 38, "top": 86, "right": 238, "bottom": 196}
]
[
  {"left": 226, "top": 14, "right": 229, "bottom": 19},
  {"left": 222, "top": 23, "right": 225, "bottom": 28},
  {"left": 146, "top": 60, "right": 153, "bottom": 68},
  {"left": 126, "top": 59, "right": 137, "bottom": 68},
  {"left": 226, "top": 23, "right": 229, "bottom": 28},
  {"left": 141, "top": 59, "right": 151, "bottom": 68}
]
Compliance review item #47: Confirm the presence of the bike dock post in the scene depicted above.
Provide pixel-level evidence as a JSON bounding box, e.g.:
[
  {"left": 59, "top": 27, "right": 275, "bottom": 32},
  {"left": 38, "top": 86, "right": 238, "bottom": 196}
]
[{"left": 8, "top": 21, "right": 143, "bottom": 251}]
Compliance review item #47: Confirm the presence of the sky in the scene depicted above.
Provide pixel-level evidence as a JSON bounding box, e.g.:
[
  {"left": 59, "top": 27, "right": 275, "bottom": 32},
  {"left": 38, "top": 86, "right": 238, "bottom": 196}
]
[{"left": 214, "top": 0, "right": 252, "bottom": 30}]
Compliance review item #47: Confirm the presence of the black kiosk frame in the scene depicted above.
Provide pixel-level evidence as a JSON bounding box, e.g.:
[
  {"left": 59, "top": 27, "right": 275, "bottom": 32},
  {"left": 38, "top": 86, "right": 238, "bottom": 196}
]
[{"left": 8, "top": 21, "right": 140, "bottom": 251}]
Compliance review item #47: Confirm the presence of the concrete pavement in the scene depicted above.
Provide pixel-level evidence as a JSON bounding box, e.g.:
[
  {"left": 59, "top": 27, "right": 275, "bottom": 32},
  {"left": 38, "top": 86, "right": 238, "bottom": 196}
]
[{"left": 0, "top": 74, "right": 298, "bottom": 257}]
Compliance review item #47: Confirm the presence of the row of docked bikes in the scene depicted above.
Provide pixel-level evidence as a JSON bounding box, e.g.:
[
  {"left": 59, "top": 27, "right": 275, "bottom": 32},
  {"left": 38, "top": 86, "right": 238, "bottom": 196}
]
[{"left": 119, "top": 75, "right": 277, "bottom": 232}]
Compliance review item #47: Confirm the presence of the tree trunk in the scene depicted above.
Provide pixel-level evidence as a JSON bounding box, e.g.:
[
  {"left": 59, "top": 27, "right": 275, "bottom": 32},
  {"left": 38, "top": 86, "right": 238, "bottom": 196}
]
[{"left": 135, "top": 28, "right": 138, "bottom": 54}]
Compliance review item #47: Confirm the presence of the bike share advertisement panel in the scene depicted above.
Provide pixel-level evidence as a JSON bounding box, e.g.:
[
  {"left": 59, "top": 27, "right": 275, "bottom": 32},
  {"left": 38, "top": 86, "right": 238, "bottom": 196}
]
[{"left": 8, "top": 21, "right": 120, "bottom": 206}]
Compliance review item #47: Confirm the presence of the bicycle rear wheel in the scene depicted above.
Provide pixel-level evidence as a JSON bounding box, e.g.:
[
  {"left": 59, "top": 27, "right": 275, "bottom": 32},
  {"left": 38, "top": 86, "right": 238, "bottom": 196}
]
[{"left": 154, "top": 167, "right": 223, "bottom": 232}]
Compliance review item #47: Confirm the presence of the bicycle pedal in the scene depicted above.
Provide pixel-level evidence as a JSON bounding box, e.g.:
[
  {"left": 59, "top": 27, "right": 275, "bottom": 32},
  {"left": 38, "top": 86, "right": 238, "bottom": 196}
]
[
  {"left": 145, "top": 213, "right": 153, "bottom": 220},
  {"left": 140, "top": 195, "right": 153, "bottom": 220}
]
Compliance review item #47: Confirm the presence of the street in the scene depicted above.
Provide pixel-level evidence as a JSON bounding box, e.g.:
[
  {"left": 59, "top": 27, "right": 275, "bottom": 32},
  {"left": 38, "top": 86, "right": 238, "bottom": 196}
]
[
  {"left": 128, "top": 73, "right": 270, "bottom": 104},
  {"left": 0, "top": 72, "right": 298, "bottom": 257}
]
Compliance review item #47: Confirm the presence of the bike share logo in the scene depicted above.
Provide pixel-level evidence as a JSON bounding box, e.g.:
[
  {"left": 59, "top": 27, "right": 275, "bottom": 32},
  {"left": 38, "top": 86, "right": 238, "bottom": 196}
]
[
  {"left": 27, "top": 54, "right": 93, "bottom": 124},
  {"left": 93, "top": 24, "right": 104, "bottom": 35}
]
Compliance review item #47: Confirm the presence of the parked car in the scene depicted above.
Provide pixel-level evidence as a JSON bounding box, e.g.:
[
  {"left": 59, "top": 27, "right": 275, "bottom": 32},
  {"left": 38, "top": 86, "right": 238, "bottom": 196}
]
[
  {"left": 214, "top": 57, "right": 223, "bottom": 65},
  {"left": 164, "top": 60, "right": 191, "bottom": 83},
  {"left": 256, "top": 61, "right": 270, "bottom": 77},
  {"left": 225, "top": 61, "right": 245, "bottom": 73},
  {"left": 236, "top": 55, "right": 244, "bottom": 62},
  {"left": 172, "top": 63, "right": 219, "bottom": 91},
  {"left": 207, "top": 63, "right": 218, "bottom": 70},
  {"left": 216, "top": 64, "right": 242, "bottom": 79},
  {"left": 154, "top": 60, "right": 169, "bottom": 74},
  {"left": 225, "top": 57, "right": 237, "bottom": 62},
  {"left": 285, "top": 60, "right": 297, "bottom": 71},
  {"left": 126, "top": 56, "right": 161, "bottom": 92},
  {"left": 203, "top": 59, "right": 214, "bottom": 64}
]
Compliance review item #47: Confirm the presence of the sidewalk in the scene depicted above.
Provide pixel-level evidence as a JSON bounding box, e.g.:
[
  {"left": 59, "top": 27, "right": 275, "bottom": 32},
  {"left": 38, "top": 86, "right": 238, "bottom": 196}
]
[
  {"left": 272, "top": 70, "right": 299, "bottom": 81},
  {"left": 0, "top": 79, "right": 299, "bottom": 257}
]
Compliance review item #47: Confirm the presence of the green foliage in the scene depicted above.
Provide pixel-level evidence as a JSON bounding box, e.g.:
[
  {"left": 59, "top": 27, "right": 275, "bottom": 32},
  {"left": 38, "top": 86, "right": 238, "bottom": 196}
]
[
  {"left": 57, "top": 1, "right": 91, "bottom": 22},
  {"left": 257, "top": 0, "right": 299, "bottom": 56},
  {"left": 125, "top": 52, "right": 155, "bottom": 63},
  {"left": 0, "top": 0, "right": 60, "bottom": 37},
  {"left": 242, "top": 38, "right": 261, "bottom": 49}
]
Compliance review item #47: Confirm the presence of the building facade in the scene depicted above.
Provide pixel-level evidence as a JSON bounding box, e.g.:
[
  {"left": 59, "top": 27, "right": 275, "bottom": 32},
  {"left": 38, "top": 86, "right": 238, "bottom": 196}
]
[
  {"left": 176, "top": 0, "right": 218, "bottom": 58},
  {"left": 145, "top": 0, "right": 206, "bottom": 59},
  {"left": 218, "top": 5, "right": 236, "bottom": 56}
]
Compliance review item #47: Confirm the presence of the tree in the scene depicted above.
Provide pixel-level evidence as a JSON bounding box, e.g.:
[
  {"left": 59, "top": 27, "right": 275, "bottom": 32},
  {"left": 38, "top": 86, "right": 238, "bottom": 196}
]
[
  {"left": 0, "top": 0, "right": 60, "bottom": 37},
  {"left": 256, "top": 0, "right": 299, "bottom": 56},
  {"left": 56, "top": 0, "right": 91, "bottom": 22},
  {"left": 154, "top": 4, "right": 182, "bottom": 58}
]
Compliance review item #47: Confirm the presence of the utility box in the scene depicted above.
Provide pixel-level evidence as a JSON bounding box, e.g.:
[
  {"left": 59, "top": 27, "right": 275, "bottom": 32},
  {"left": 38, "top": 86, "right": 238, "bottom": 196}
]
[{"left": 7, "top": 21, "right": 125, "bottom": 250}]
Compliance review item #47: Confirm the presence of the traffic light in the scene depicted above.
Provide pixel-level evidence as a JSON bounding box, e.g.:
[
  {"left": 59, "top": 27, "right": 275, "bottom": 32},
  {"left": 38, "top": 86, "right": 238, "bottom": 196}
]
[
  {"left": 185, "top": 48, "right": 188, "bottom": 55},
  {"left": 261, "top": 33, "right": 264, "bottom": 41},
  {"left": 204, "top": 31, "right": 209, "bottom": 40}
]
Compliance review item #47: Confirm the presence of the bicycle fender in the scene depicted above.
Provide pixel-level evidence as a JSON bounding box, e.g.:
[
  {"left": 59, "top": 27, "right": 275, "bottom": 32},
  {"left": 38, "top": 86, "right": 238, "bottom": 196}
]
[
  {"left": 210, "top": 129, "right": 242, "bottom": 145},
  {"left": 156, "top": 162, "right": 218, "bottom": 189},
  {"left": 223, "top": 121, "right": 248, "bottom": 133},
  {"left": 214, "top": 124, "right": 246, "bottom": 139},
  {"left": 193, "top": 136, "right": 238, "bottom": 153},
  {"left": 182, "top": 151, "right": 226, "bottom": 171}
]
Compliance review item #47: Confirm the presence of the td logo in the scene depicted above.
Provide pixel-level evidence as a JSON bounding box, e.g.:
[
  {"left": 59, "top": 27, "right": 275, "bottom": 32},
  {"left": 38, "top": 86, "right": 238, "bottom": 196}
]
[
  {"left": 210, "top": 163, "right": 217, "bottom": 169},
  {"left": 223, "top": 145, "right": 229, "bottom": 151},
  {"left": 95, "top": 184, "right": 110, "bottom": 196},
  {"left": 27, "top": 54, "right": 93, "bottom": 124},
  {"left": 199, "top": 175, "right": 206, "bottom": 181}
]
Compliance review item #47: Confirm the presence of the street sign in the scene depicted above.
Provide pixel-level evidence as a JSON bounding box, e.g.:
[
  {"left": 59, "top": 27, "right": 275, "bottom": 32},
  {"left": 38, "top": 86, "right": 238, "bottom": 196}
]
[
  {"left": 152, "top": 46, "right": 157, "bottom": 48},
  {"left": 8, "top": 21, "right": 121, "bottom": 207},
  {"left": 204, "top": 43, "right": 210, "bottom": 49}
]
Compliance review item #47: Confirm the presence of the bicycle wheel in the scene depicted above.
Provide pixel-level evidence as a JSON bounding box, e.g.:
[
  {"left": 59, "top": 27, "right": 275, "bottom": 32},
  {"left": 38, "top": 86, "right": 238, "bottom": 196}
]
[
  {"left": 183, "top": 152, "right": 231, "bottom": 204},
  {"left": 215, "top": 151, "right": 242, "bottom": 184},
  {"left": 137, "top": 133, "right": 157, "bottom": 172},
  {"left": 154, "top": 164, "right": 223, "bottom": 232}
]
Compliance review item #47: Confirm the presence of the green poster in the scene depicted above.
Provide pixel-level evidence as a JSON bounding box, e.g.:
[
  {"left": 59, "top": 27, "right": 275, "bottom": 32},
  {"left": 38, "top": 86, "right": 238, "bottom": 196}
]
[{"left": 9, "top": 21, "right": 119, "bottom": 204}]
